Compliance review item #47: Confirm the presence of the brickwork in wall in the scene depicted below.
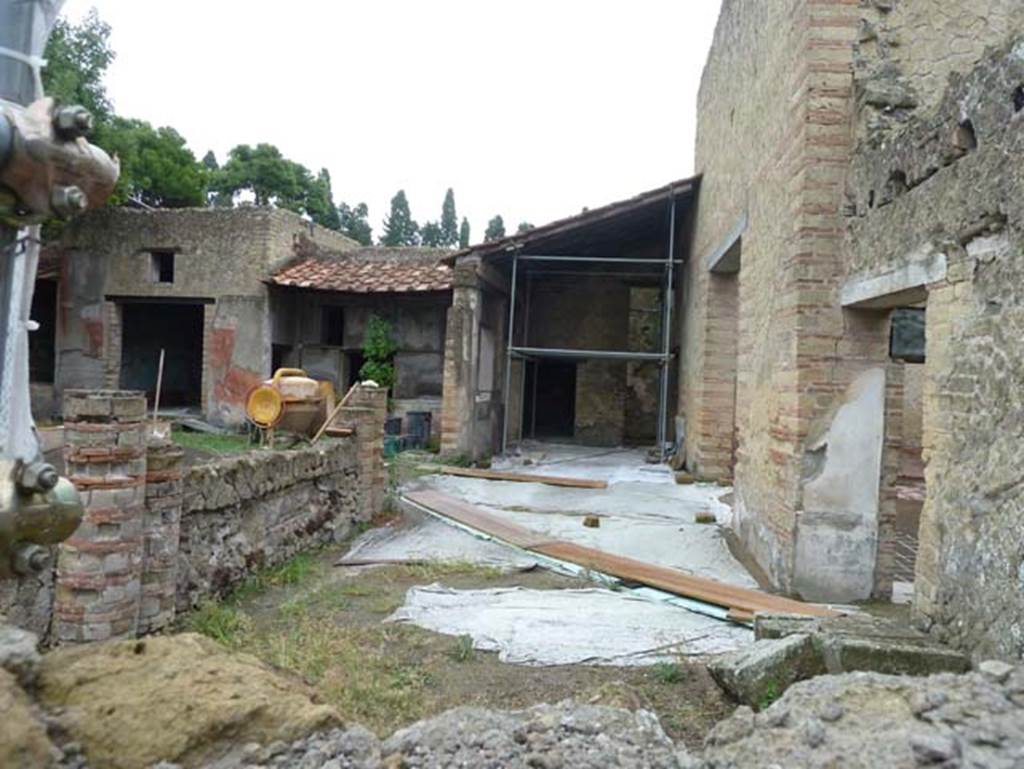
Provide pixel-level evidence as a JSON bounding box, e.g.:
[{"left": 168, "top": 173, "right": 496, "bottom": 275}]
[
  {"left": 138, "top": 440, "right": 184, "bottom": 634},
  {"left": 102, "top": 302, "right": 120, "bottom": 389},
  {"left": 440, "top": 263, "right": 483, "bottom": 457},
  {"left": 685, "top": 0, "right": 861, "bottom": 590},
  {"left": 55, "top": 391, "right": 148, "bottom": 643},
  {"left": 344, "top": 384, "right": 389, "bottom": 518}
]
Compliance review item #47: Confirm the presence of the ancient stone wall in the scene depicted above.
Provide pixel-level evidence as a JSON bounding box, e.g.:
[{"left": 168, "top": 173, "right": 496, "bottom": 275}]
[
  {"left": 1, "top": 385, "right": 383, "bottom": 642},
  {"left": 51, "top": 208, "right": 356, "bottom": 426},
  {"left": 176, "top": 440, "right": 363, "bottom": 610},
  {"left": 684, "top": 0, "right": 861, "bottom": 592},
  {"left": 846, "top": 38, "right": 1024, "bottom": 659}
]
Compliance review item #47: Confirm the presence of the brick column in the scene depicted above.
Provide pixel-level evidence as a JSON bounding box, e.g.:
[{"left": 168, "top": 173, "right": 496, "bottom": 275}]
[
  {"left": 345, "top": 383, "right": 388, "bottom": 518},
  {"left": 138, "top": 438, "right": 184, "bottom": 634},
  {"left": 440, "top": 263, "right": 482, "bottom": 456},
  {"left": 55, "top": 390, "right": 147, "bottom": 643}
]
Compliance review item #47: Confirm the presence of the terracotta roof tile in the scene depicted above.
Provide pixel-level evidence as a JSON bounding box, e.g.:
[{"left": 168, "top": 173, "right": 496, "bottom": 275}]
[{"left": 269, "top": 247, "right": 452, "bottom": 294}]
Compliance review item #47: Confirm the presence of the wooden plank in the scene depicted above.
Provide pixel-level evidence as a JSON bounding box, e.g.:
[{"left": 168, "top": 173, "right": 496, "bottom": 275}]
[
  {"left": 406, "top": 489, "right": 838, "bottom": 620},
  {"left": 421, "top": 465, "right": 608, "bottom": 490},
  {"left": 405, "top": 491, "right": 560, "bottom": 550}
]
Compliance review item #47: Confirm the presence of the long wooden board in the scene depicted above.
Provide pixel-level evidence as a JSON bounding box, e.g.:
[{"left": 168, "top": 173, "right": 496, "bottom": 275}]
[
  {"left": 420, "top": 465, "right": 607, "bottom": 490},
  {"left": 404, "top": 489, "right": 838, "bottom": 620}
]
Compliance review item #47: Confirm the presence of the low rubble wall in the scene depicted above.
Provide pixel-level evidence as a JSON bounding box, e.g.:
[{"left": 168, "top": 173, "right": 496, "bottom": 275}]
[
  {"left": 0, "top": 384, "right": 387, "bottom": 643},
  {"left": 176, "top": 441, "right": 362, "bottom": 611}
]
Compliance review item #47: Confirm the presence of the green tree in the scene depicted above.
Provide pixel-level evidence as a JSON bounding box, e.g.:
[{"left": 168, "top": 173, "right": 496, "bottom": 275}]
[
  {"left": 420, "top": 221, "right": 443, "bottom": 247},
  {"left": 440, "top": 188, "right": 458, "bottom": 247},
  {"left": 215, "top": 143, "right": 304, "bottom": 207},
  {"left": 359, "top": 315, "right": 398, "bottom": 389},
  {"left": 517, "top": 222, "right": 535, "bottom": 233},
  {"left": 202, "top": 151, "right": 219, "bottom": 171},
  {"left": 43, "top": 10, "right": 115, "bottom": 121},
  {"left": 339, "top": 202, "right": 373, "bottom": 245},
  {"left": 380, "top": 190, "right": 420, "bottom": 246},
  {"left": 459, "top": 217, "right": 471, "bottom": 248},
  {"left": 484, "top": 215, "right": 506, "bottom": 242},
  {"left": 304, "top": 168, "right": 341, "bottom": 231},
  {"left": 99, "top": 118, "right": 208, "bottom": 207}
]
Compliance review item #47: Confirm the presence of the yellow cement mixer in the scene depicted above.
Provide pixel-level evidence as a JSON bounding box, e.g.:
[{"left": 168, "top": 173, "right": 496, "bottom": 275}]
[{"left": 245, "top": 368, "right": 334, "bottom": 439}]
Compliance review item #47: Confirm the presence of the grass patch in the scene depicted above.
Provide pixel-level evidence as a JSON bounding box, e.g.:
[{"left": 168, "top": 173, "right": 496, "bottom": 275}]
[
  {"left": 172, "top": 429, "right": 252, "bottom": 456},
  {"left": 448, "top": 634, "right": 475, "bottom": 663},
  {"left": 758, "top": 680, "right": 781, "bottom": 710},
  {"left": 235, "top": 617, "right": 435, "bottom": 734},
  {"left": 651, "top": 661, "right": 685, "bottom": 685},
  {"left": 189, "top": 601, "right": 252, "bottom": 648}
]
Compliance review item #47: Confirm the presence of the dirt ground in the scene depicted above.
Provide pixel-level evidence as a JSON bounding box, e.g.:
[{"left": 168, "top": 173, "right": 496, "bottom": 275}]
[{"left": 183, "top": 538, "right": 735, "bottom": 751}]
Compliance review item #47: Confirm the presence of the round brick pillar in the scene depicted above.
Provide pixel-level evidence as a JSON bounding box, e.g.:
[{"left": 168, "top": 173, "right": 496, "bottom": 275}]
[{"left": 55, "top": 390, "right": 147, "bottom": 643}]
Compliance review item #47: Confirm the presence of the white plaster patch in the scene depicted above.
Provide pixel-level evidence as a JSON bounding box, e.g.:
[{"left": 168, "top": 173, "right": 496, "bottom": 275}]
[{"left": 794, "top": 368, "right": 886, "bottom": 602}]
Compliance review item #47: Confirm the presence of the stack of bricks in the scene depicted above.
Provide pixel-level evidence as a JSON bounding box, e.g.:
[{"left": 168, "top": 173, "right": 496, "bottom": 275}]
[
  {"left": 55, "top": 390, "right": 147, "bottom": 643},
  {"left": 138, "top": 437, "right": 184, "bottom": 634},
  {"left": 345, "top": 383, "right": 388, "bottom": 517}
]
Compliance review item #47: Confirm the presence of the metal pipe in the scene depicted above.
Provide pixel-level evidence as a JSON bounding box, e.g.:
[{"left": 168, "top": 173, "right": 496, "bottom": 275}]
[
  {"left": 500, "top": 253, "right": 518, "bottom": 455},
  {"left": 525, "top": 270, "right": 668, "bottom": 280},
  {"left": 513, "top": 255, "right": 684, "bottom": 265},
  {"left": 509, "top": 346, "right": 671, "bottom": 362},
  {"left": 657, "top": 198, "right": 678, "bottom": 461}
]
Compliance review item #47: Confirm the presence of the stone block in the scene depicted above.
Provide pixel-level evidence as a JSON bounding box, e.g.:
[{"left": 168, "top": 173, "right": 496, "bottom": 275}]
[
  {"left": 709, "top": 633, "right": 826, "bottom": 708},
  {"left": 0, "top": 624, "right": 41, "bottom": 688},
  {"left": 816, "top": 636, "right": 970, "bottom": 676}
]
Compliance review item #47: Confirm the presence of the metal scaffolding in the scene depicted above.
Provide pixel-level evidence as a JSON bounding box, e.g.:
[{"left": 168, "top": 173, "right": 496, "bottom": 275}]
[{"left": 500, "top": 196, "right": 679, "bottom": 459}]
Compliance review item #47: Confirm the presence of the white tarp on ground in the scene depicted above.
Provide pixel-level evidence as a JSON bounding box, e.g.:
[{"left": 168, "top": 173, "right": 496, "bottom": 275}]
[
  {"left": 339, "top": 516, "right": 538, "bottom": 572},
  {"left": 419, "top": 474, "right": 758, "bottom": 588},
  {"left": 387, "top": 584, "right": 753, "bottom": 666}
]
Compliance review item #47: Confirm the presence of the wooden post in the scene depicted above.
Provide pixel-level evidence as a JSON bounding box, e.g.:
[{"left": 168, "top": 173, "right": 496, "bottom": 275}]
[
  {"left": 152, "top": 348, "right": 165, "bottom": 422},
  {"left": 311, "top": 382, "right": 361, "bottom": 444}
]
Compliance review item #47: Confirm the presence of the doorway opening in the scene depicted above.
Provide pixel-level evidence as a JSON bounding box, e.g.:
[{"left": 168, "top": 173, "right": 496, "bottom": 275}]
[
  {"left": 887, "top": 306, "right": 926, "bottom": 604},
  {"left": 120, "top": 302, "right": 204, "bottom": 407},
  {"left": 522, "top": 360, "right": 576, "bottom": 439}
]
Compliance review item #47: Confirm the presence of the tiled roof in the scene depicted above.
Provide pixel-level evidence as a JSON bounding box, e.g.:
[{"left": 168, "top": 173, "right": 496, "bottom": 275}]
[{"left": 269, "top": 247, "right": 452, "bottom": 294}]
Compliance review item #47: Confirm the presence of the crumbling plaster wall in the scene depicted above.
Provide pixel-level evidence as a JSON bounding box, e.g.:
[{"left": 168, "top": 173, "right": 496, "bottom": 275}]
[
  {"left": 54, "top": 208, "right": 355, "bottom": 426},
  {"left": 684, "top": 0, "right": 861, "bottom": 592},
  {"left": 846, "top": 36, "right": 1024, "bottom": 659}
]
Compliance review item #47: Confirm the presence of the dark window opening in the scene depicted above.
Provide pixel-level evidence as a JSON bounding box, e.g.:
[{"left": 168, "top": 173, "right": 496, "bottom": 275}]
[
  {"left": 29, "top": 280, "right": 57, "bottom": 383},
  {"left": 347, "top": 351, "right": 365, "bottom": 388},
  {"left": 890, "top": 307, "right": 925, "bottom": 363},
  {"left": 150, "top": 250, "right": 175, "bottom": 283},
  {"left": 868, "top": 189, "right": 875, "bottom": 209},
  {"left": 321, "top": 306, "right": 344, "bottom": 346},
  {"left": 523, "top": 360, "right": 576, "bottom": 439},
  {"left": 1014, "top": 86, "right": 1024, "bottom": 113},
  {"left": 120, "top": 302, "right": 203, "bottom": 407},
  {"left": 271, "top": 344, "right": 292, "bottom": 373}
]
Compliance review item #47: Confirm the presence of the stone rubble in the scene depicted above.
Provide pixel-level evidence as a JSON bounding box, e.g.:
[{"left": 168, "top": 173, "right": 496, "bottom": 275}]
[
  {"left": 709, "top": 612, "right": 970, "bottom": 707},
  {"left": 5, "top": 622, "right": 1024, "bottom": 769}
]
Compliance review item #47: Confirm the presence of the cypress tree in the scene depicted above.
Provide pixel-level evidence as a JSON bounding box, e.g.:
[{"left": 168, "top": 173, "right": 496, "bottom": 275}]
[
  {"left": 459, "top": 217, "right": 471, "bottom": 248},
  {"left": 440, "top": 188, "right": 458, "bottom": 247},
  {"left": 484, "top": 215, "right": 506, "bottom": 242},
  {"left": 380, "top": 190, "right": 420, "bottom": 246}
]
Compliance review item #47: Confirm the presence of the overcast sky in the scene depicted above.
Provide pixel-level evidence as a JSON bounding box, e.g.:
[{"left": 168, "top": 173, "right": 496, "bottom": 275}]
[{"left": 59, "top": 1, "right": 722, "bottom": 241}]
